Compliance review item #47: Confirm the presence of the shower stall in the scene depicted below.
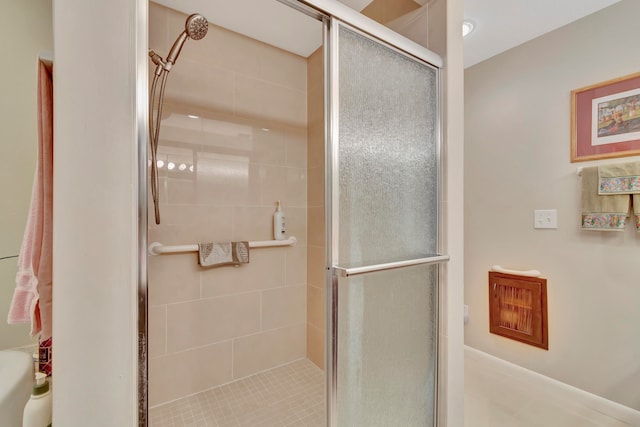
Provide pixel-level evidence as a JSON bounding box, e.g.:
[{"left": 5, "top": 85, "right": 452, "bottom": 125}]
[{"left": 142, "top": 1, "right": 447, "bottom": 425}]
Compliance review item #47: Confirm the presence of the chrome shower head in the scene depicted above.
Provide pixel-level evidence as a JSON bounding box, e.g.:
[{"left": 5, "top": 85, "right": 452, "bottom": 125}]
[
  {"left": 185, "top": 14, "right": 208, "bottom": 40},
  {"left": 165, "top": 13, "right": 209, "bottom": 66}
]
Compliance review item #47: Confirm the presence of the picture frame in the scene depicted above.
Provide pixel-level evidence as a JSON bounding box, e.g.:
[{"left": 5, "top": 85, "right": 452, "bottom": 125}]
[{"left": 571, "top": 71, "right": 640, "bottom": 162}]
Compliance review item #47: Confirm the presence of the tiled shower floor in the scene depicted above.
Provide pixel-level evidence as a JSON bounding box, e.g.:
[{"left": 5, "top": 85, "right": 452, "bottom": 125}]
[
  {"left": 151, "top": 352, "right": 635, "bottom": 427},
  {"left": 149, "top": 358, "right": 325, "bottom": 427}
]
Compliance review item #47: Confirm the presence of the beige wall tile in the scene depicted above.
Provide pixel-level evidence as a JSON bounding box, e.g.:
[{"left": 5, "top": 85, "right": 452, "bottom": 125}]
[
  {"left": 234, "top": 74, "right": 307, "bottom": 127},
  {"left": 307, "top": 47, "right": 323, "bottom": 92},
  {"left": 307, "top": 125, "right": 325, "bottom": 170},
  {"left": 285, "top": 127, "right": 308, "bottom": 168},
  {"left": 166, "top": 293, "right": 260, "bottom": 352},
  {"left": 148, "top": 254, "right": 201, "bottom": 305},
  {"left": 165, "top": 9, "right": 262, "bottom": 79},
  {"left": 307, "top": 85, "right": 324, "bottom": 126},
  {"left": 149, "top": 341, "right": 233, "bottom": 406},
  {"left": 306, "top": 43, "right": 324, "bottom": 375},
  {"left": 194, "top": 153, "right": 257, "bottom": 206},
  {"left": 167, "top": 9, "right": 263, "bottom": 77},
  {"left": 286, "top": 244, "right": 307, "bottom": 286},
  {"left": 148, "top": 2, "right": 168, "bottom": 54},
  {"left": 233, "top": 324, "right": 305, "bottom": 379},
  {"left": 211, "top": 27, "right": 264, "bottom": 78},
  {"left": 262, "top": 285, "right": 306, "bottom": 331},
  {"left": 149, "top": 305, "right": 167, "bottom": 358},
  {"left": 232, "top": 206, "right": 280, "bottom": 242},
  {"left": 251, "top": 126, "right": 287, "bottom": 166},
  {"left": 148, "top": 205, "right": 234, "bottom": 246},
  {"left": 307, "top": 323, "right": 324, "bottom": 370},
  {"left": 307, "top": 244, "right": 325, "bottom": 289},
  {"left": 307, "top": 165, "right": 324, "bottom": 206},
  {"left": 149, "top": 3, "right": 311, "bottom": 397},
  {"left": 307, "top": 284, "right": 325, "bottom": 331},
  {"left": 163, "top": 8, "right": 188, "bottom": 47},
  {"left": 160, "top": 108, "right": 204, "bottom": 131},
  {"left": 163, "top": 58, "right": 235, "bottom": 114},
  {"left": 158, "top": 122, "right": 205, "bottom": 147},
  {"left": 262, "top": 47, "right": 307, "bottom": 92},
  {"left": 307, "top": 206, "right": 325, "bottom": 248},
  {"left": 201, "top": 250, "right": 286, "bottom": 298},
  {"left": 286, "top": 167, "right": 307, "bottom": 208},
  {"left": 231, "top": 204, "right": 299, "bottom": 242},
  {"left": 285, "top": 207, "right": 307, "bottom": 246},
  {"left": 199, "top": 115, "right": 255, "bottom": 151},
  {"left": 255, "top": 164, "right": 288, "bottom": 206},
  {"left": 208, "top": 27, "right": 263, "bottom": 78},
  {"left": 165, "top": 177, "right": 197, "bottom": 205}
]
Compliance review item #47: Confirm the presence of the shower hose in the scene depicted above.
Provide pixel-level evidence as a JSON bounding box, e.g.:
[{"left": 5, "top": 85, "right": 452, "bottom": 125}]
[{"left": 148, "top": 66, "right": 167, "bottom": 225}]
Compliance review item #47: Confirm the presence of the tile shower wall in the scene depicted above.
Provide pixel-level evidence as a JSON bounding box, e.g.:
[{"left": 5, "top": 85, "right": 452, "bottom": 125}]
[
  {"left": 306, "top": 47, "right": 325, "bottom": 370},
  {"left": 148, "top": 3, "right": 308, "bottom": 406}
]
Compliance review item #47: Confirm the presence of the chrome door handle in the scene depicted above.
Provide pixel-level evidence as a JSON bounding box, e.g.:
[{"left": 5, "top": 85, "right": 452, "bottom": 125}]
[{"left": 332, "top": 254, "right": 450, "bottom": 277}]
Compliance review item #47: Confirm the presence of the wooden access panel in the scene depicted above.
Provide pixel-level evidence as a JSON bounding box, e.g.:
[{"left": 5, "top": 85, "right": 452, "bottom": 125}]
[{"left": 489, "top": 272, "right": 548, "bottom": 350}]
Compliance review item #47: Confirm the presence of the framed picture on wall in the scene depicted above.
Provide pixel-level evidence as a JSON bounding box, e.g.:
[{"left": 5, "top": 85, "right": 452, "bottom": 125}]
[{"left": 571, "top": 71, "right": 640, "bottom": 162}]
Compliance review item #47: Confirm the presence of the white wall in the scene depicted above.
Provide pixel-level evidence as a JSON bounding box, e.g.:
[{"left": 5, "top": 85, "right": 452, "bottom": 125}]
[
  {"left": 423, "top": 0, "right": 465, "bottom": 425},
  {"left": 465, "top": 0, "right": 640, "bottom": 410},
  {"left": 52, "top": 0, "right": 143, "bottom": 424},
  {"left": 0, "top": 0, "right": 52, "bottom": 351},
  {"left": 441, "top": 0, "right": 465, "bottom": 424}
]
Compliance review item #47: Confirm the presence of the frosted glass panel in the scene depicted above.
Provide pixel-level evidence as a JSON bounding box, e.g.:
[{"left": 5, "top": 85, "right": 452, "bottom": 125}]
[
  {"left": 337, "top": 25, "right": 438, "bottom": 267},
  {"left": 336, "top": 264, "right": 438, "bottom": 426},
  {"left": 330, "top": 21, "right": 441, "bottom": 427}
]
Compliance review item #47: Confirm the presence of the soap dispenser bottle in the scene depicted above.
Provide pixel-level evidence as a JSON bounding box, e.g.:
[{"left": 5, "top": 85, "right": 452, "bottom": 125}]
[
  {"left": 22, "top": 372, "right": 52, "bottom": 427},
  {"left": 273, "top": 200, "right": 286, "bottom": 240}
]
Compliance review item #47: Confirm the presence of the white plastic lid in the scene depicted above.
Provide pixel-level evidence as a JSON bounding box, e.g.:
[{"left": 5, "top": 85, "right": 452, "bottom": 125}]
[
  {"left": 35, "top": 372, "right": 46, "bottom": 385},
  {"left": 32, "top": 372, "right": 49, "bottom": 395}
]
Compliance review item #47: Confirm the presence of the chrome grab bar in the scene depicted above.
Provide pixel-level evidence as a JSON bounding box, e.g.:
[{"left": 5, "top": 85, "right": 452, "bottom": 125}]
[{"left": 332, "top": 254, "right": 450, "bottom": 277}]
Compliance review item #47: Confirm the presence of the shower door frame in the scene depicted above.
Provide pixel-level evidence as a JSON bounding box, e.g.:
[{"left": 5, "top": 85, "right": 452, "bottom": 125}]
[
  {"left": 136, "top": 1, "right": 446, "bottom": 426},
  {"left": 323, "top": 16, "right": 446, "bottom": 427},
  {"left": 282, "top": 1, "right": 447, "bottom": 424}
]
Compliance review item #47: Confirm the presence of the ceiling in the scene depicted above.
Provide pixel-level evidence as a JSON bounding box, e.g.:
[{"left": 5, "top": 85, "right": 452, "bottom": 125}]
[
  {"left": 463, "top": 0, "right": 622, "bottom": 68},
  {"left": 153, "top": 0, "right": 623, "bottom": 66},
  {"left": 151, "top": 0, "right": 370, "bottom": 57}
]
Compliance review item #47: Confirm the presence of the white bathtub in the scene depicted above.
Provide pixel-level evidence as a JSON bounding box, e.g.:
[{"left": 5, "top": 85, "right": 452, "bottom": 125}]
[{"left": 0, "top": 350, "right": 33, "bottom": 427}]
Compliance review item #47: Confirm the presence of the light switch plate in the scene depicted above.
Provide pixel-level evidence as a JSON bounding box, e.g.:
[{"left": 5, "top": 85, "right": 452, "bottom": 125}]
[{"left": 534, "top": 209, "right": 557, "bottom": 229}]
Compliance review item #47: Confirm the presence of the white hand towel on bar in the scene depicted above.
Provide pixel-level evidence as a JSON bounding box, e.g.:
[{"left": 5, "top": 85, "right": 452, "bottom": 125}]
[{"left": 198, "top": 242, "right": 249, "bottom": 267}]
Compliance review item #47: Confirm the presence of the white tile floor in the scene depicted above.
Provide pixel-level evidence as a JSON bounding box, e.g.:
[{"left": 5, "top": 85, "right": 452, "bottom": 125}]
[
  {"left": 150, "top": 352, "right": 637, "bottom": 426},
  {"left": 149, "top": 358, "right": 324, "bottom": 427},
  {"left": 464, "top": 349, "right": 636, "bottom": 427}
]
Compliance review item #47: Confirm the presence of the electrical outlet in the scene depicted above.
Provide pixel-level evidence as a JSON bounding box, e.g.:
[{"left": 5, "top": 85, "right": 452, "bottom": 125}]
[
  {"left": 464, "top": 304, "right": 469, "bottom": 325},
  {"left": 534, "top": 209, "right": 557, "bottom": 229}
]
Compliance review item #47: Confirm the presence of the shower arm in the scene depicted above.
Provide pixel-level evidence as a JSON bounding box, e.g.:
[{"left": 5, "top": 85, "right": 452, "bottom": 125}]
[{"left": 149, "top": 50, "right": 167, "bottom": 76}]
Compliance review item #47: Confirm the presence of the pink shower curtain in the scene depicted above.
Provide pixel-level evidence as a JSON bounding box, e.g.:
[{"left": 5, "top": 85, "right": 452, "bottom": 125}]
[{"left": 7, "top": 59, "right": 53, "bottom": 374}]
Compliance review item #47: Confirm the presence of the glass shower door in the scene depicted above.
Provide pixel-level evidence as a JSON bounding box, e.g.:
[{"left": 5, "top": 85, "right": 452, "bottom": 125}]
[{"left": 327, "top": 19, "right": 447, "bottom": 426}]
